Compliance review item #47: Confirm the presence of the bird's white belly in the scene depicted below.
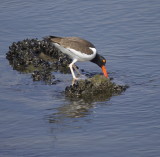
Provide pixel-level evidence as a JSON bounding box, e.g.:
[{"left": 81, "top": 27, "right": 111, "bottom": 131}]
[{"left": 53, "top": 43, "right": 96, "bottom": 62}]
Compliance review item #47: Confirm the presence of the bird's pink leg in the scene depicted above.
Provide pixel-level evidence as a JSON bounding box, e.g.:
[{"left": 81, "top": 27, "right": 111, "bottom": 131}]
[
  {"left": 73, "top": 64, "right": 81, "bottom": 76},
  {"left": 69, "top": 59, "right": 78, "bottom": 79}
]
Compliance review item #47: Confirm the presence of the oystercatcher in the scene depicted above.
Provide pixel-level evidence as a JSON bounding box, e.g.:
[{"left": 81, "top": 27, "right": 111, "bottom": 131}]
[{"left": 46, "top": 36, "right": 109, "bottom": 79}]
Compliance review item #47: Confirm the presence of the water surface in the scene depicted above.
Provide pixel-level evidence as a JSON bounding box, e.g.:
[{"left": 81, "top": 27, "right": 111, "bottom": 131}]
[{"left": 0, "top": 0, "right": 160, "bottom": 157}]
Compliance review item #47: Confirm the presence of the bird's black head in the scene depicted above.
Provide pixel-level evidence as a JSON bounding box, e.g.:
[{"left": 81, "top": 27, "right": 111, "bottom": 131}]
[
  {"left": 91, "top": 54, "right": 109, "bottom": 78},
  {"left": 91, "top": 54, "right": 106, "bottom": 67}
]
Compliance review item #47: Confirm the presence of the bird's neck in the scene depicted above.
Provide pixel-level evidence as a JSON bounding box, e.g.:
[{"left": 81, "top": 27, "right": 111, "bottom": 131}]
[{"left": 91, "top": 54, "right": 100, "bottom": 67}]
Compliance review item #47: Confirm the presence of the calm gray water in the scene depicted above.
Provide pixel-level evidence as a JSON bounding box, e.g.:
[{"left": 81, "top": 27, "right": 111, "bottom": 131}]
[{"left": 0, "top": 0, "right": 160, "bottom": 157}]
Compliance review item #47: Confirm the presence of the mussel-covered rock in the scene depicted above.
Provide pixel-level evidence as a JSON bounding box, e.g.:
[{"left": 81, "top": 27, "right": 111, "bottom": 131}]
[
  {"left": 65, "top": 75, "right": 128, "bottom": 100},
  {"left": 6, "top": 38, "right": 71, "bottom": 73},
  {"left": 31, "top": 70, "right": 61, "bottom": 85}
]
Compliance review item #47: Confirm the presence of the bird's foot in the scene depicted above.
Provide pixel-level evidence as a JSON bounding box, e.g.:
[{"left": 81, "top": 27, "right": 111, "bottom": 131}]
[
  {"left": 73, "top": 75, "right": 87, "bottom": 80},
  {"left": 72, "top": 78, "right": 78, "bottom": 85},
  {"left": 72, "top": 75, "right": 88, "bottom": 85},
  {"left": 73, "top": 77, "right": 79, "bottom": 80}
]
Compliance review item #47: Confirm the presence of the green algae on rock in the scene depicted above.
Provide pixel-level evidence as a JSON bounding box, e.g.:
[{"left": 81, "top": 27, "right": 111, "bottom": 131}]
[{"left": 65, "top": 75, "right": 128, "bottom": 100}]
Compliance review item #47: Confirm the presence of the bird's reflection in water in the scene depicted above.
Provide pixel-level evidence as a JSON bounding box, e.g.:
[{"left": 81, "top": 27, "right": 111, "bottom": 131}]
[
  {"left": 47, "top": 99, "right": 94, "bottom": 126},
  {"left": 46, "top": 91, "right": 112, "bottom": 127}
]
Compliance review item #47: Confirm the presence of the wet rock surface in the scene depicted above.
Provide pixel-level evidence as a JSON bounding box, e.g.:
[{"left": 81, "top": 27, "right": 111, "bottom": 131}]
[
  {"left": 65, "top": 75, "right": 128, "bottom": 101},
  {"left": 6, "top": 38, "right": 128, "bottom": 100}
]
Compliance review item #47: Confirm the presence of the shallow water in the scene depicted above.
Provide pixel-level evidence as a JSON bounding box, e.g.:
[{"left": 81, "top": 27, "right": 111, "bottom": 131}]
[{"left": 0, "top": 0, "right": 160, "bottom": 156}]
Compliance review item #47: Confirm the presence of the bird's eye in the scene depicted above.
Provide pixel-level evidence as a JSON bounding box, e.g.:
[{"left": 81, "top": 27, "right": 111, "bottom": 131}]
[{"left": 102, "top": 59, "right": 106, "bottom": 63}]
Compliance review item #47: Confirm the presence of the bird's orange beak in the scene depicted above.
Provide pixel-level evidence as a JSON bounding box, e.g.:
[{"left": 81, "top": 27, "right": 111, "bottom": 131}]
[{"left": 101, "top": 65, "right": 109, "bottom": 78}]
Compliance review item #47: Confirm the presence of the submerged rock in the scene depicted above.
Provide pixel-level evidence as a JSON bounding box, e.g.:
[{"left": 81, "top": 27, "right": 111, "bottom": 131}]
[{"left": 65, "top": 75, "right": 128, "bottom": 100}]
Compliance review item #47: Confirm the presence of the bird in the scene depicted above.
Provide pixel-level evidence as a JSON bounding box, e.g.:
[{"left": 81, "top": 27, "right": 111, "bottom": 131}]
[{"left": 45, "top": 36, "right": 109, "bottom": 80}]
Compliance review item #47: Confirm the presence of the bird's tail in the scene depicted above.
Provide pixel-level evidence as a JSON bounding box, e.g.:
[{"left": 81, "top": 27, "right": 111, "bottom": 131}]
[{"left": 43, "top": 35, "right": 60, "bottom": 42}]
